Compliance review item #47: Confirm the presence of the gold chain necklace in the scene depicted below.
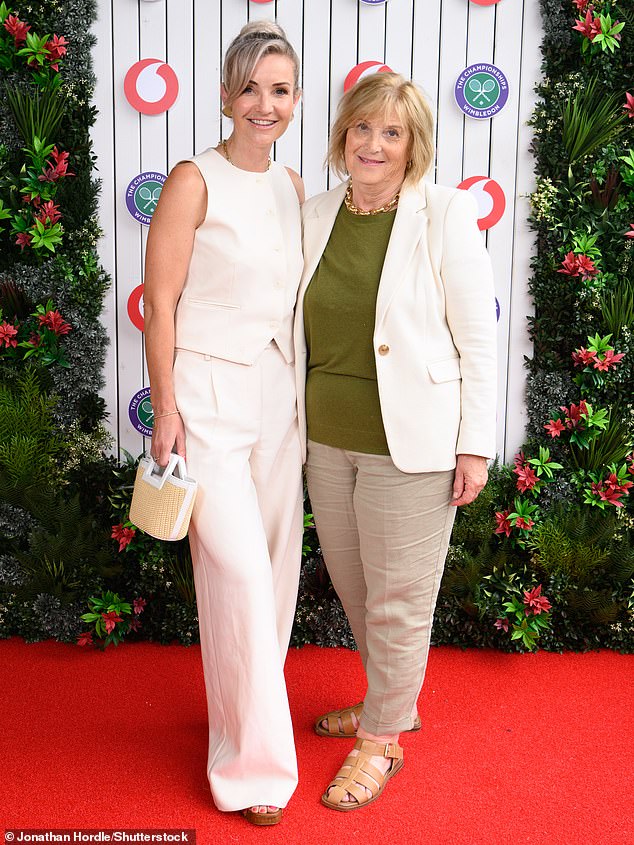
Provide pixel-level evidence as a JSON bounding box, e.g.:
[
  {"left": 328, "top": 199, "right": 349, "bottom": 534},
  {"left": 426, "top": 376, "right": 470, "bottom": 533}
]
[
  {"left": 221, "top": 139, "right": 271, "bottom": 172},
  {"left": 344, "top": 183, "right": 399, "bottom": 216}
]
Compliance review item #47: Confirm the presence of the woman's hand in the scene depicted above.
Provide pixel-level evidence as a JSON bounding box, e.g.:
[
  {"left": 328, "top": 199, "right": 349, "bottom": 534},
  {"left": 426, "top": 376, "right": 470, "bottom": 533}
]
[
  {"left": 150, "top": 414, "right": 187, "bottom": 467},
  {"left": 451, "top": 454, "right": 488, "bottom": 506}
]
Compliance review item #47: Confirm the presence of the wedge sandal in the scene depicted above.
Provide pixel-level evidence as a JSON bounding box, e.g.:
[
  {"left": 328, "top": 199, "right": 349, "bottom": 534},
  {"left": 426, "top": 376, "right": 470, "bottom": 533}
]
[
  {"left": 321, "top": 738, "right": 404, "bottom": 811},
  {"left": 314, "top": 702, "right": 421, "bottom": 738},
  {"left": 242, "top": 807, "right": 283, "bottom": 826}
]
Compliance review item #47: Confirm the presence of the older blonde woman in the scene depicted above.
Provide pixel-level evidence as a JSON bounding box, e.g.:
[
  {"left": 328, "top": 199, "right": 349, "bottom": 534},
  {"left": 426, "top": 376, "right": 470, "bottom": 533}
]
[
  {"left": 144, "top": 22, "right": 303, "bottom": 827},
  {"left": 293, "top": 73, "right": 497, "bottom": 810}
]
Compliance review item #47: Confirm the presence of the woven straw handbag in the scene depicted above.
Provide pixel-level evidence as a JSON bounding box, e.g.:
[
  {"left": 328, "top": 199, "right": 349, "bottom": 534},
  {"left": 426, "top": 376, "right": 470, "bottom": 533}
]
[{"left": 129, "top": 453, "right": 197, "bottom": 542}]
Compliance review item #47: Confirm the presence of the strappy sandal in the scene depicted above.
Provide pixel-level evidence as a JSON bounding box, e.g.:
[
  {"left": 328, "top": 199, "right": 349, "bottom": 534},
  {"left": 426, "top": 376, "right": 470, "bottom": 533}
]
[
  {"left": 242, "top": 807, "right": 283, "bottom": 826},
  {"left": 314, "top": 702, "right": 421, "bottom": 738},
  {"left": 321, "top": 738, "right": 404, "bottom": 811}
]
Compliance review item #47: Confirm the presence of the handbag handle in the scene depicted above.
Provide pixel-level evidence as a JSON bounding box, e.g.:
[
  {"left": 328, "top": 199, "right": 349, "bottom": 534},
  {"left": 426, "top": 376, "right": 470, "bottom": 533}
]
[{"left": 142, "top": 453, "right": 188, "bottom": 490}]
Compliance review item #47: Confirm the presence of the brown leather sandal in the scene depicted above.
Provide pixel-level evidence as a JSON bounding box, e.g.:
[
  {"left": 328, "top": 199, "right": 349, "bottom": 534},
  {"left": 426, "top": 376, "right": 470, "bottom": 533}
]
[
  {"left": 242, "top": 807, "right": 283, "bottom": 826},
  {"left": 314, "top": 702, "right": 421, "bottom": 738},
  {"left": 321, "top": 738, "right": 404, "bottom": 811}
]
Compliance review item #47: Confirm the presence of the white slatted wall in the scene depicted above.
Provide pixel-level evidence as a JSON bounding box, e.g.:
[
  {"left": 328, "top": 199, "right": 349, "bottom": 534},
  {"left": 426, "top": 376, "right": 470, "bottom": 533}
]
[{"left": 92, "top": 0, "right": 541, "bottom": 462}]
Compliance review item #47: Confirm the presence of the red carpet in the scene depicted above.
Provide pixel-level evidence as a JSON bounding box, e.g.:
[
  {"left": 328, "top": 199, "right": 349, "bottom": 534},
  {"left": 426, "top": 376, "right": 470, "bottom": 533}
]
[{"left": 1, "top": 639, "right": 632, "bottom": 844}]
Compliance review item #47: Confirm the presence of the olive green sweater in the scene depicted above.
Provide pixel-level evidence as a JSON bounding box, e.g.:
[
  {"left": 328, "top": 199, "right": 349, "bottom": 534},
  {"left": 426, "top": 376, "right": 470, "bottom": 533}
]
[{"left": 303, "top": 203, "right": 396, "bottom": 455}]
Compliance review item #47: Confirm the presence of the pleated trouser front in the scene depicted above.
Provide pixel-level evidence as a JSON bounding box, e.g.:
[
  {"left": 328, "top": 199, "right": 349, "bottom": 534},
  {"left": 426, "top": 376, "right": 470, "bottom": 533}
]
[
  {"left": 173, "top": 343, "right": 303, "bottom": 812},
  {"left": 306, "top": 440, "right": 456, "bottom": 736}
]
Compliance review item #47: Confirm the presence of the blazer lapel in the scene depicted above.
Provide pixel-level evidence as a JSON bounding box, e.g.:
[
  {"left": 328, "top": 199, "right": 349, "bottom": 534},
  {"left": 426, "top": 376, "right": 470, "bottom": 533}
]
[
  {"left": 375, "top": 182, "right": 428, "bottom": 328},
  {"left": 300, "top": 181, "right": 348, "bottom": 296}
]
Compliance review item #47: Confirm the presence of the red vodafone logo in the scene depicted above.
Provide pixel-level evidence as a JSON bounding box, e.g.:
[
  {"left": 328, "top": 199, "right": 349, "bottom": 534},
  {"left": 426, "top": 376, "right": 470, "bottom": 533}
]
[
  {"left": 457, "top": 176, "right": 506, "bottom": 230},
  {"left": 344, "top": 61, "right": 393, "bottom": 93},
  {"left": 127, "top": 284, "right": 145, "bottom": 332},
  {"left": 124, "top": 59, "right": 179, "bottom": 115},
  {"left": 470, "top": 0, "right": 502, "bottom": 5}
]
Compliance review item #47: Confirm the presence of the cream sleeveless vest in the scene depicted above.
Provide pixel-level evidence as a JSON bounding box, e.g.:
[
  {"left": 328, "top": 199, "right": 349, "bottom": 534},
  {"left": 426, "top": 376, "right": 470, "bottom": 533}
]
[{"left": 174, "top": 148, "right": 302, "bottom": 364}]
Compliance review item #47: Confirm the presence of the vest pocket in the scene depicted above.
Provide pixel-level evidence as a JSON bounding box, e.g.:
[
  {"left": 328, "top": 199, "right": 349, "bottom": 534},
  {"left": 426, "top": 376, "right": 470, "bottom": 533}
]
[{"left": 185, "top": 297, "right": 241, "bottom": 310}]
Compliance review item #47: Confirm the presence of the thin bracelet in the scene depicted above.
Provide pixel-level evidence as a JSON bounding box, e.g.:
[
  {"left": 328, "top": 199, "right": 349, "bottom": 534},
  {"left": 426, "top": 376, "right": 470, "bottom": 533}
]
[{"left": 154, "top": 410, "right": 180, "bottom": 419}]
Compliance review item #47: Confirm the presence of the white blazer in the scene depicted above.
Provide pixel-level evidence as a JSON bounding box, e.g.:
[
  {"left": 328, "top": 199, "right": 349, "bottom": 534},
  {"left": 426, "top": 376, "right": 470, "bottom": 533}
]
[{"left": 293, "top": 179, "right": 498, "bottom": 473}]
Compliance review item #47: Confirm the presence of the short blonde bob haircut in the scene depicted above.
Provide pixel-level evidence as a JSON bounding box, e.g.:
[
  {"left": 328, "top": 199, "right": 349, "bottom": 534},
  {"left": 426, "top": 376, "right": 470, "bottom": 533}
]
[
  {"left": 222, "top": 21, "right": 301, "bottom": 110},
  {"left": 328, "top": 73, "right": 435, "bottom": 187}
]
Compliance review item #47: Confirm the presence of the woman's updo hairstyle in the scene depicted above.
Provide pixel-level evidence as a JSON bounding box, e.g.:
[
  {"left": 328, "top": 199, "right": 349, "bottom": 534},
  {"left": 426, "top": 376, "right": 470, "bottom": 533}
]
[{"left": 222, "top": 21, "right": 301, "bottom": 114}]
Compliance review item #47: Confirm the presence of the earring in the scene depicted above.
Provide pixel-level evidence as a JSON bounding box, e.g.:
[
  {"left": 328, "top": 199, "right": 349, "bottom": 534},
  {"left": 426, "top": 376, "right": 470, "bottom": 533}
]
[{"left": 222, "top": 104, "right": 233, "bottom": 118}]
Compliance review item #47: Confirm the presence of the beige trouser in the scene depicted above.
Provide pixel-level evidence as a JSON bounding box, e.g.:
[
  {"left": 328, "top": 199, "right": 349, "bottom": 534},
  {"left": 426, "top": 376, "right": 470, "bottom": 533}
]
[
  {"left": 173, "top": 343, "right": 303, "bottom": 812},
  {"left": 306, "top": 439, "right": 456, "bottom": 736}
]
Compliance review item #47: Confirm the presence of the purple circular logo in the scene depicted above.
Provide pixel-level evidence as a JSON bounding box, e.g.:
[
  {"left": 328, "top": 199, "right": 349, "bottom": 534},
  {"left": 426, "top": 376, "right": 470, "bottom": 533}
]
[
  {"left": 125, "top": 171, "right": 166, "bottom": 225},
  {"left": 128, "top": 387, "right": 154, "bottom": 437},
  {"left": 455, "top": 64, "right": 509, "bottom": 119},
  {"left": 360, "top": 0, "right": 388, "bottom": 4}
]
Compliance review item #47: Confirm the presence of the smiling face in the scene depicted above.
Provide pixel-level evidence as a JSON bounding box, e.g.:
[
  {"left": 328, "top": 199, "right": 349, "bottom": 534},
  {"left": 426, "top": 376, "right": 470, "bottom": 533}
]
[
  {"left": 223, "top": 53, "right": 299, "bottom": 150},
  {"left": 344, "top": 111, "right": 411, "bottom": 198}
]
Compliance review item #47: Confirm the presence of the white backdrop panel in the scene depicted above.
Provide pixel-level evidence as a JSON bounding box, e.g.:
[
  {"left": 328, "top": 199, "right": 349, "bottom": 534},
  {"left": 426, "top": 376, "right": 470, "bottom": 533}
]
[{"left": 91, "top": 0, "right": 540, "bottom": 462}]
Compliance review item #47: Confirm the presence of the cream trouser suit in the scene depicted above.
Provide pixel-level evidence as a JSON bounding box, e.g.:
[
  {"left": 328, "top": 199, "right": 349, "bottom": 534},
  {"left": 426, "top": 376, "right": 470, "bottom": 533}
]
[
  {"left": 174, "top": 344, "right": 303, "bottom": 811},
  {"left": 171, "top": 149, "right": 304, "bottom": 811}
]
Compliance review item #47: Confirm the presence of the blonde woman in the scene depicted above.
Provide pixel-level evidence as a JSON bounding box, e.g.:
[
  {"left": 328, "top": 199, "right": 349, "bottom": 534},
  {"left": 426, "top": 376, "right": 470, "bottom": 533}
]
[
  {"left": 143, "top": 22, "right": 303, "bottom": 827},
  {"left": 294, "top": 73, "right": 497, "bottom": 810}
]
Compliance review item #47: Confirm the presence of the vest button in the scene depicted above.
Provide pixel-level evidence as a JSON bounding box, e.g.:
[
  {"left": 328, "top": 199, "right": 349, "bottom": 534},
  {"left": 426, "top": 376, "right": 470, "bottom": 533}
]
[{"left": 378, "top": 344, "right": 390, "bottom": 355}]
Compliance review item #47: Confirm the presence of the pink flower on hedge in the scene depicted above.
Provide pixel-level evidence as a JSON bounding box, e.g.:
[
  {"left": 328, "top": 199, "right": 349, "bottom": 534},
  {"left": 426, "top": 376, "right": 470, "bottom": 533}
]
[
  {"left": 594, "top": 349, "right": 625, "bottom": 371},
  {"left": 558, "top": 251, "right": 580, "bottom": 275},
  {"left": 561, "top": 400, "right": 588, "bottom": 430},
  {"left": 77, "top": 631, "right": 93, "bottom": 647},
  {"left": 576, "top": 254, "right": 598, "bottom": 280},
  {"left": 523, "top": 585, "right": 552, "bottom": 615},
  {"left": 39, "top": 147, "right": 73, "bottom": 182},
  {"left": 129, "top": 617, "right": 141, "bottom": 632},
  {"left": 27, "top": 332, "right": 42, "bottom": 348},
  {"left": 572, "top": 347, "right": 598, "bottom": 367},
  {"left": 0, "top": 321, "right": 18, "bottom": 348},
  {"left": 38, "top": 309, "right": 71, "bottom": 336},
  {"left": 572, "top": 10, "right": 602, "bottom": 39},
  {"left": 514, "top": 516, "right": 535, "bottom": 531},
  {"left": 3, "top": 13, "right": 30, "bottom": 45},
  {"left": 494, "top": 618, "right": 510, "bottom": 632},
  {"left": 133, "top": 597, "right": 147, "bottom": 615},
  {"left": 35, "top": 201, "right": 62, "bottom": 225},
  {"left": 15, "top": 232, "right": 32, "bottom": 251},
  {"left": 625, "top": 224, "right": 634, "bottom": 239},
  {"left": 45, "top": 34, "right": 68, "bottom": 71},
  {"left": 624, "top": 92, "right": 634, "bottom": 119},
  {"left": 101, "top": 611, "right": 123, "bottom": 635},
  {"left": 544, "top": 418, "right": 566, "bottom": 438},
  {"left": 557, "top": 252, "right": 598, "bottom": 279},
  {"left": 494, "top": 510, "right": 513, "bottom": 537},
  {"left": 514, "top": 464, "right": 539, "bottom": 493},
  {"left": 111, "top": 523, "right": 136, "bottom": 552}
]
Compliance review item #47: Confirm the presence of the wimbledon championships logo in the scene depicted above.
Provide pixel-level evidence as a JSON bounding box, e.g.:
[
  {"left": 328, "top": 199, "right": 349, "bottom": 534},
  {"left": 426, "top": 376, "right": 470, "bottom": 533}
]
[
  {"left": 129, "top": 387, "right": 154, "bottom": 437},
  {"left": 454, "top": 63, "right": 509, "bottom": 119},
  {"left": 125, "top": 172, "right": 166, "bottom": 226}
]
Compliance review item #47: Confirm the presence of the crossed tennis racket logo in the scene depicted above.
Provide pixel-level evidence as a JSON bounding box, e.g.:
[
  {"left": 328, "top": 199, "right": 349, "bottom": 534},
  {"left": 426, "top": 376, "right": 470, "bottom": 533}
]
[
  {"left": 468, "top": 77, "right": 497, "bottom": 104},
  {"left": 136, "top": 184, "right": 162, "bottom": 213}
]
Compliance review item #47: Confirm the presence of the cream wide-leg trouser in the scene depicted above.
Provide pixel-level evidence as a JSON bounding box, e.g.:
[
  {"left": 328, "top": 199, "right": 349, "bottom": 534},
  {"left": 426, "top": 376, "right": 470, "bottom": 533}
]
[
  {"left": 173, "top": 343, "right": 303, "bottom": 812},
  {"left": 306, "top": 440, "right": 456, "bottom": 736}
]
